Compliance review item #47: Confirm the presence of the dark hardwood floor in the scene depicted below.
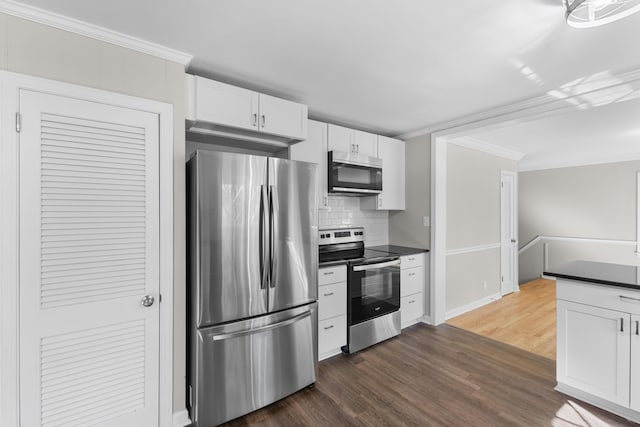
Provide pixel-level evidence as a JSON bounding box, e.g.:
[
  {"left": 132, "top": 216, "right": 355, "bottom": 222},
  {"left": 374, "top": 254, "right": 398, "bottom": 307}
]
[{"left": 222, "top": 324, "right": 634, "bottom": 427}]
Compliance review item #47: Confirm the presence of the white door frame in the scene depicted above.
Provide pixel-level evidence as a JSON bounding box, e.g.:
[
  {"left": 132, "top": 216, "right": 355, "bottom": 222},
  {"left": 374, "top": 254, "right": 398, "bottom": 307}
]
[
  {"left": 424, "top": 67, "right": 640, "bottom": 326},
  {"left": 0, "top": 70, "right": 174, "bottom": 427},
  {"left": 500, "top": 170, "right": 519, "bottom": 295}
]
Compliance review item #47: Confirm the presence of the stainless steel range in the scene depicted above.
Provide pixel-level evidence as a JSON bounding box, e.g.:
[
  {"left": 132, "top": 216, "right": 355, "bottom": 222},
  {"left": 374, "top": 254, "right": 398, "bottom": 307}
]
[{"left": 319, "top": 227, "right": 401, "bottom": 353}]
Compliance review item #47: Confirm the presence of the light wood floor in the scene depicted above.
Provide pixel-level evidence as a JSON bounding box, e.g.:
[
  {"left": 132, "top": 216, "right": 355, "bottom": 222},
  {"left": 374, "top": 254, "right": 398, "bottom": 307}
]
[
  {"left": 223, "top": 324, "right": 630, "bottom": 426},
  {"left": 448, "top": 278, "right": 557, "bottom": 360}
]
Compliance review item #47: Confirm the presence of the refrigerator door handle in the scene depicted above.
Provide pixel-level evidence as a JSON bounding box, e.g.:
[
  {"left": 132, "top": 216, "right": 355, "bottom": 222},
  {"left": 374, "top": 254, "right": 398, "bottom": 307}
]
[
  {"left": 210, "top": 310, "right": 311, "bottom": 341},
  {"left": 259, "top": 185, "right": 269, "bottom": 289},
  {"left": 269, "top": 185, "right": 278, "bottom": 288}
]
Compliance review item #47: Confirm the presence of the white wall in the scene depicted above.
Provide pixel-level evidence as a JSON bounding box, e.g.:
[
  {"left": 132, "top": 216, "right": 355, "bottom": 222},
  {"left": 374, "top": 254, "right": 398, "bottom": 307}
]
[
  {"left": 519, "top": 160, "right": 640, "bottom": 283},
  {"left": 0, "top": 13, "right": 188, "bottom": 414},
  {"left": 446, "top": 144, "right": 517, "bottom": 312}
]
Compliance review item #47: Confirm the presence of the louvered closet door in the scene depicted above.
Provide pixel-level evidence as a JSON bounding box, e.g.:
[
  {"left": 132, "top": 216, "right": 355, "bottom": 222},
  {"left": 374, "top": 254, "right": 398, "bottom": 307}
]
[{"left": 18, "top": 89, "right": 160, "bottom": 427}]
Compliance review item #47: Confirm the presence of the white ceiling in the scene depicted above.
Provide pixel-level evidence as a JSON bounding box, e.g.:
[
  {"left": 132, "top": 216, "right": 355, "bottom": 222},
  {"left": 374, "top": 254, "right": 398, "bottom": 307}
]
[
  {"left": 8, "top": 0, "right": 640, "bottom": 169},
  {"left": 9, "top": 0, "right": 640, "bottom": 138},
  {"left": 466, "top": 96, "right": 640, "bottom": 171}
]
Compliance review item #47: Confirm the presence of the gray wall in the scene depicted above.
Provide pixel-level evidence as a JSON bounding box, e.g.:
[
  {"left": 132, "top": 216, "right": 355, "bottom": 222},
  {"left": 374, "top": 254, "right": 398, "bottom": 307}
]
[
  {"left": 389, "top": 134, "right": 430, "bottom": 249},
  {"left": 0, "top": 14, "right": 188, "bottom": 413},
  {"left": 519, "top": 160, "right": 640, "bottom": 283},
  {"left": 446, "top": 144, "right": 517, "bottom": 312}
]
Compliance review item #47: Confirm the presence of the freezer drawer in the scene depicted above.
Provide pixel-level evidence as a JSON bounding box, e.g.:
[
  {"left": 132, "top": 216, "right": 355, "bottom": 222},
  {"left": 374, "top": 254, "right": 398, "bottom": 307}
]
[{"left": 190, "top": 303, "right": 318, "bottom": 426}]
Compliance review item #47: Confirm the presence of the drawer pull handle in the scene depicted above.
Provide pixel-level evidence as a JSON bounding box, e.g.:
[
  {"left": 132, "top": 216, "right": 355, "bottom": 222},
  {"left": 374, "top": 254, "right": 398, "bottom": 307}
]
[
  {"left": 620, "top": 295, "right": 640, "bottom": 303},
  {"left": 408, "top": 300, "right": 416, "bottom": 304},
  {"left": 323, "top": 271, "right": 334, "bottom": 275},
  {"left": 408, "top": 273, "right": 415, "bottom": 277},
  {"left": 323, "top": 292, "right": 334, "bottom": 297},
  {"left": 621, "top": 318, "right": 625, "bottom": 333},
  {"left": 323, "top": 325, "right": 334, "bottom": 330},
  {"left": 408, "top": 257, "right": 415, "bottom": 261}
]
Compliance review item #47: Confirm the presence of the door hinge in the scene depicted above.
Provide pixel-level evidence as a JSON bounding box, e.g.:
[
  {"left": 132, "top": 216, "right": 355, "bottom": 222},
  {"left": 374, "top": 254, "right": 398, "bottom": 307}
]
[
  {"left": 501, "top": 276, "right": 504, "bottom": 282},
  {"left": 15, "top": 113, "right": 21, "bottom": 133}
]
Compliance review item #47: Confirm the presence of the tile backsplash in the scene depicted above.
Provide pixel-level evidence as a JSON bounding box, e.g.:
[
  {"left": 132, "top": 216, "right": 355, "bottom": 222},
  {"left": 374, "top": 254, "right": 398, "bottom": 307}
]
[{"left": 319, "top": 196, "right": 389, "bottom": 247}]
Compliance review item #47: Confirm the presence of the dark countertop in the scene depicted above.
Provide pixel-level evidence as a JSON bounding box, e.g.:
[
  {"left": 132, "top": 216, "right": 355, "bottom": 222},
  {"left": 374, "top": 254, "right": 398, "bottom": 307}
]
[
  {"left": 367, "top": 245, "right": 429, "bottom": 257},
  {"left": 544, "top": 260, "right": 640, "bottom": 290}
]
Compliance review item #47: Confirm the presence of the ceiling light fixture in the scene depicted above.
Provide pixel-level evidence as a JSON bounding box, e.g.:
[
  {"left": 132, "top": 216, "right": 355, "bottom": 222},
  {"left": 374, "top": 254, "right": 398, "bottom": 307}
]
[{"left": 564, "top": 0, "right": 640, "bottom": 28}]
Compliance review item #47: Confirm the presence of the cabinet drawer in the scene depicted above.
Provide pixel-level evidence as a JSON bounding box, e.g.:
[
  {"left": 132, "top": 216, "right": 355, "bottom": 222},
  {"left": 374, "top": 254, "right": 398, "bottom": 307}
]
[
  {"left": 318, "top": 315, "right": 346, "bottom": 357},
  {"left": 401, "top": 293, "right": 424, "bottom": 328},
  {"left": 319, "top": 265, "right": 347, "bottom": 286},
  {"left": 557, "top": 279, "right": 640, "bottom": 316},
  {"left": 401, "top": 253, "right": 424, "bottom": 270},
  {"left": 401, "top": 266, "right": 424, "bottom": 297},
  {"left": 319, "top": 282, "right": 347, "bottom": 320}
]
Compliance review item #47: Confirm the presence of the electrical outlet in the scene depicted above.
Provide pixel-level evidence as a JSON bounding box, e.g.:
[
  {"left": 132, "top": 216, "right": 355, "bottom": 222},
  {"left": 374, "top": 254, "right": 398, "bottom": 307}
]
[{"left": 423, "top": 216, "right": 430, "bottom": 227}]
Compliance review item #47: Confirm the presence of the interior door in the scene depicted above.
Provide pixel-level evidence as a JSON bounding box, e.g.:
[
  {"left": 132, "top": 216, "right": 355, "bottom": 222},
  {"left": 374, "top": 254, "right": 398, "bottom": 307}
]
[
  {"left": 268, "top": 158, "right": 318, "bottom": 312},
  {"left": 500, "top": 171, "right": 517, "bottom": 295},
  {"left": 19, "top": 89, "right": 160, "bottom": 427}
]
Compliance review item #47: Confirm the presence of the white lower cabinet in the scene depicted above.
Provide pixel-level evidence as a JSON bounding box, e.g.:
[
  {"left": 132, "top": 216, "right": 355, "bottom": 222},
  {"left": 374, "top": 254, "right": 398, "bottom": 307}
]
[
  {"left": 557, "top": 300, "right": 630, "bottom": 406},
  {"left": 318, "top": 265, "right": 347, "bottom": 360},
  {"left": 556, "top": 279, "right": 640, "bottom": 422},
  {"left": 400, "top": 253, "right": 427, "bottom": 329}
]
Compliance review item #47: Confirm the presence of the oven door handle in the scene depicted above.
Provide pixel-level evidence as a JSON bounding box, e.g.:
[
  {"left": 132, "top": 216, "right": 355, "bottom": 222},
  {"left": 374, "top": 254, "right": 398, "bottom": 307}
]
[{"left": 353, "top": 259, "right": 401, "bottom": 271}]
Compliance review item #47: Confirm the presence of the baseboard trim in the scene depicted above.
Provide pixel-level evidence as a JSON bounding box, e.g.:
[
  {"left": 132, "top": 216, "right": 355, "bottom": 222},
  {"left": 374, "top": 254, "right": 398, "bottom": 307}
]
[
  {"left": 319, "top": 348, "right": 343, "bottom": 362},
  {"left": 173, "top": 408, "right": 191, "bottom": 427},
  {"left": 418, "top": 315, "right": 433, "bottom": 325},
  {"left": 445, "top": 293, "right": 501, "bottom": 320},
  {"left": 555, "top": 382, "right": 640, "bottom": 424}
]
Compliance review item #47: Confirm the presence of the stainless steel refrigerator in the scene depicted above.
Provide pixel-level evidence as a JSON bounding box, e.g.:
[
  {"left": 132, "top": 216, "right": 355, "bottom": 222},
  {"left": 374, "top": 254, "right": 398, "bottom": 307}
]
[{"left": 187, "top": 150, "right": 318, "bottom": 427}]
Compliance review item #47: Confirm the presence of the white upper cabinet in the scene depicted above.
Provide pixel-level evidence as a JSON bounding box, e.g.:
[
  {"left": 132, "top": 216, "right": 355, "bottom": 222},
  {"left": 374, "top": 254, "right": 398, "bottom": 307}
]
[
  {"left": 327, "top": 124, "right": 377, "bottom": 156},
  {"left": 193, "top": 77, "right": 259, "bottom": 132},
  {"left": 289, "top": 120, "right": 329, "bottom": 209},
  {"left": 258, "top": 94, "right": 308, "bottom": 140},
  {"left": 353, "top": 130, "right": 377, "bottom": 156},
  {"left": 361, "top": 136, "right": 406, "bottom": 210},
  {"left": 187, "top": 75, "right": 308, "bottom": 143}
]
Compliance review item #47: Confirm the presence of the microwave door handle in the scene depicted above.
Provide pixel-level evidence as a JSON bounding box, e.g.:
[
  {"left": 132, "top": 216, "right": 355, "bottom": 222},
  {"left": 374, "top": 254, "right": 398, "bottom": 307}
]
[{"left": 353, "top": 259, "right": 401, "bottom": 271}]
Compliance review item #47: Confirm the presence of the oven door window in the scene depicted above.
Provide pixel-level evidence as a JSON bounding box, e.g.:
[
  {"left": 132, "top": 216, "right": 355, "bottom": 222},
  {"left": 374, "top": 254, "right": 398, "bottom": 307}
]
[
  {"left": 330, "top": 162, "right": 382, "bottom": 192},
  {"left": 349, "top": 264, "right": 400, "bottom": 325}
]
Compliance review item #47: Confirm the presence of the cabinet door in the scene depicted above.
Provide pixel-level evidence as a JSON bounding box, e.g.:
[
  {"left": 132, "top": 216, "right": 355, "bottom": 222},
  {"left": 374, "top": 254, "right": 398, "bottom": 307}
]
[
  {"left": 353, "top": 130, "right": 377, "bottom": 156},
  {"left": 557, "top": 300, "right": 630, "bottom": 406},
  {"left": 632, "top": 314, "right": 640, "bottom": 411},
  {"left": 259, "top": 94, "right": 307, "bottom": 140},
  {"left": 378, "top": 136, "right": 405, "bottom": 210},
  {"left": 289, "top": 120, "right": 328, "bottom": 209},
  {"left": 327, "top": 124, "right": 354, "bottom": 153},
  {"left": 195, "top": 77, "right": 259, "bottom": 132},
  {"left": 401, "top": 293, "right": 423, "bottom": 328}
]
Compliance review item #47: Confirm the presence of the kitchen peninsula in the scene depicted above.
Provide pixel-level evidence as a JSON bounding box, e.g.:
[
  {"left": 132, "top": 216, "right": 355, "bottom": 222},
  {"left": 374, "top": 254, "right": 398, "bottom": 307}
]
[{"left": 545, "top": 260, "right": 640, "bottom": 424}]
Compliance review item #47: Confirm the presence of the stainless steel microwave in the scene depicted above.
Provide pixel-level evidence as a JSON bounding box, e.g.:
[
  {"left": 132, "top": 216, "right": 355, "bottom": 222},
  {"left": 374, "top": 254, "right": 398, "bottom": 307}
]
[{"left": 328, "top": 151, "right": 383, "bottom": 196}]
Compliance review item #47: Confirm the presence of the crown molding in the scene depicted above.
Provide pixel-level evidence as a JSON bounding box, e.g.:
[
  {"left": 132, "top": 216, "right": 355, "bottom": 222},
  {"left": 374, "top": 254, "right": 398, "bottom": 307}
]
[
  {"left": 448, "top": 136, "right": 525, "bottom": 161},
  {"left": 398, "top": 66, "right": 640, "bottom": 140},
  {"left": 0, "top": 0, "right": 193, "bottom": 65},
  {"left": 518, "top": 152, "right": 640, "bottom": 172}
]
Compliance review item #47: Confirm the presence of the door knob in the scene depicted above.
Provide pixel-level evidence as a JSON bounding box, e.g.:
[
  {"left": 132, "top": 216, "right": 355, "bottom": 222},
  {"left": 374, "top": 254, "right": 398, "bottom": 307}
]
[{"left": 141, "top": 295, "right": 155, "bottom": 307}]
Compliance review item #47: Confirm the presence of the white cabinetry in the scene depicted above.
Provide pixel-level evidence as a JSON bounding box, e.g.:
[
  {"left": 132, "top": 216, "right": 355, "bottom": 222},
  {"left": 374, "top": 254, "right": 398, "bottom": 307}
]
[
  {"left": 400, "top": 253, "right": 426, "bottom": 328},
  {"left": 327, "top": 124, "right": 377, "bottom": 156},
  {"left": 557, "top": 300, "right": 630, "bottom": 406},
  {"left": 361, "top": 136, "right": 405, "bottom": 210},
  {"left": 289, "top": 120, "right": 329, "bottom": 209},
  {"left": 187, "top": 75, "right": 307, "bottom": 142},
  {"left": 318, "top": 265, "right": 347, "bottom": 360},
  {"left": 556, "top": 279, "right": 640, "bottom": 422}
]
